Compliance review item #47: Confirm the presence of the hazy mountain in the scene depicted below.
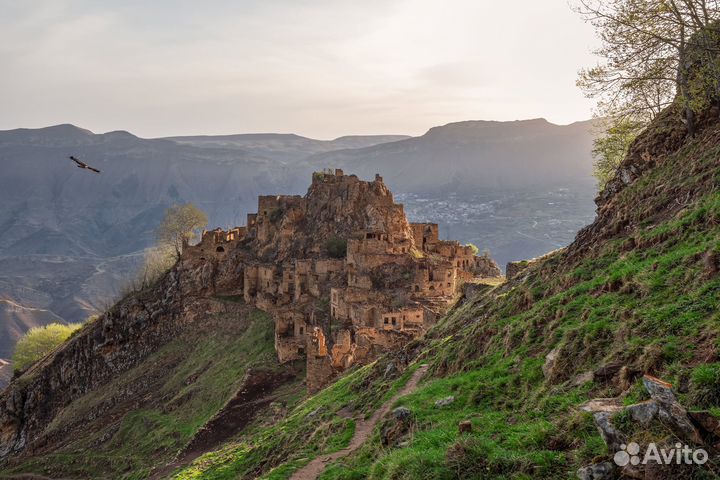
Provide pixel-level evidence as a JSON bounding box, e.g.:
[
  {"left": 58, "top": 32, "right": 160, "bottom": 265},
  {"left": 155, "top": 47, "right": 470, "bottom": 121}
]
[
  {"left": 167, "top": 133, "right": 411, "bottom": 161},
  {"left": 307, "top": 119, "right": 598, "bottom": 192},
  {"left": 0, "top": 120, "right": 598, "bottom": 362}
]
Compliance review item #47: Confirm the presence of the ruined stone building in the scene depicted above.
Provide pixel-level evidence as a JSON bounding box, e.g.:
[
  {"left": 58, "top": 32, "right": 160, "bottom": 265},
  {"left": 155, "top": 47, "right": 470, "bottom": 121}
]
[{"left": 181, "top": 170, "right": 501, "bottom": 391}]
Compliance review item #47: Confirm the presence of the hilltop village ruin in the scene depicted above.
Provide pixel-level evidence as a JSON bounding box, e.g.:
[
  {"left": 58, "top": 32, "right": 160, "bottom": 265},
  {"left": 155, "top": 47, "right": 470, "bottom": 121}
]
[{"left": 181, "top": 170, "right": 501, "bottom": 391}]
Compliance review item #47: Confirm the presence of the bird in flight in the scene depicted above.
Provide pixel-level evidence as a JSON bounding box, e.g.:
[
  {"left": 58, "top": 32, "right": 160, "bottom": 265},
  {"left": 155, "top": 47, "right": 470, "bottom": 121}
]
[{"left": 68, "top": 155, "right": 101, "bottom": 174}]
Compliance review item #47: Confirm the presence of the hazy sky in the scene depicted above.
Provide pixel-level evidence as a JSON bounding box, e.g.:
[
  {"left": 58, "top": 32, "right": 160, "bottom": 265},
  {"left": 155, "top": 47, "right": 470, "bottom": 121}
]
[{"left": 0, "top": 0, "right": 599, "bottom": 139}]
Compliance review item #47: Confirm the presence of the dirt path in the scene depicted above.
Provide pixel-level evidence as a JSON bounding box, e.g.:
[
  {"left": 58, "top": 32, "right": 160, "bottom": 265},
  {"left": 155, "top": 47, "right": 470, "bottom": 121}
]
[{"left": 290, "top": 364, "right": 429, "bottom": 480}]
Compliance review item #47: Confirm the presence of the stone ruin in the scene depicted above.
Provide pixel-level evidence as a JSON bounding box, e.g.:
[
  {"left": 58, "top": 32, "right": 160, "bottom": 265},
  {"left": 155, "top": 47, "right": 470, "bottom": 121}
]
[{"left": 182, "top": 169, "right": 502, "bottom": 391}]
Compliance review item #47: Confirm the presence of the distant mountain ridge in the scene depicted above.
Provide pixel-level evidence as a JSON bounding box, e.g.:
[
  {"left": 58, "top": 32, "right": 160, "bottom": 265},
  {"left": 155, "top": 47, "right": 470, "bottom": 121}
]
[
  {"left": 307, "top": 118, "right": 598, "bottom": 193},
  {"left": 164, "top": 132, "right": 410, "bottom": 161}
]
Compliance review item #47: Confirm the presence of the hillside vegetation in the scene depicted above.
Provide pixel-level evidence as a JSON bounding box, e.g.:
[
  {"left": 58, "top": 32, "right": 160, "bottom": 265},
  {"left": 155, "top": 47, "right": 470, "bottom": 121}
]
[{"left": 169, "top": 106, "right": 720, "bottom": 478}]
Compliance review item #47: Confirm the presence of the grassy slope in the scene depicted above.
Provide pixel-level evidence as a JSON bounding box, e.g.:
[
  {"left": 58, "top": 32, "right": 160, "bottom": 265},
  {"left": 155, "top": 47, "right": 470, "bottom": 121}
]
[
  {"left": 172, "top": 360, "right": 420, "bottom": 479},
  {"left": 313, "top": 120, "right": 720, "bottom": 479},
  {"left": 1, "top": 308, "right": 293, "bottom": 480},
  {"left": 174, "top": 120, "right": 720, "bottom": 479}
]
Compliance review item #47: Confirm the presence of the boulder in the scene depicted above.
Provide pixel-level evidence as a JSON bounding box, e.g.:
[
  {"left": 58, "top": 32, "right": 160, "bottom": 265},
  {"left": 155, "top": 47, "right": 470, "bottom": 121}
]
[
  {"left": 392, "top": 406, "right": 412, "bottom": 421},
  {"left": 593, "top": 412, "right": 627, "bottom": 452},
  {"left": 382, "top": 406, "right": 414, "bottom": 447},
  {"left": 580, "top": 397, "right": 624, "bottom": 414}
]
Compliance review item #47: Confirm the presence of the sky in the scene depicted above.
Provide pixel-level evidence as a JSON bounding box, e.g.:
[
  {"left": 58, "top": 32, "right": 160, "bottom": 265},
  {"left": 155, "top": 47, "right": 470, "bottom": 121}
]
[{"left": 0, "top": 0, "right": 600, "bottom": 139}]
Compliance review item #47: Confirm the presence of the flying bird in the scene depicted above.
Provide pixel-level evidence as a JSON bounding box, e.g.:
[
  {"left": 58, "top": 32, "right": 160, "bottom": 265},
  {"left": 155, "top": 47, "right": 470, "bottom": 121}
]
[{"left": 68, "top": 155, "right": 101, "bottom": 173}]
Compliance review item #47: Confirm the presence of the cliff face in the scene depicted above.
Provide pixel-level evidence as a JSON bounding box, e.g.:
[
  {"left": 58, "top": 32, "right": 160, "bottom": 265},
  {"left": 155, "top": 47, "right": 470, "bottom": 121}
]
[{"left": 0, "top": 266, "right": 190, "bottom": 458}]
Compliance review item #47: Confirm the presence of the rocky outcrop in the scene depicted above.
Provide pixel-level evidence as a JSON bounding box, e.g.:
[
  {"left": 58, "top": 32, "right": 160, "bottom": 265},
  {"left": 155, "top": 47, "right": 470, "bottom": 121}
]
[
  {"left": 0, "top": 359, "right": 11, "bottom": 391},
  {"left": 182, "top": 170, "right": 502, "bottom": 392},
  {"left": 579, "top": 375, "right": 720, "bottom": 479}
]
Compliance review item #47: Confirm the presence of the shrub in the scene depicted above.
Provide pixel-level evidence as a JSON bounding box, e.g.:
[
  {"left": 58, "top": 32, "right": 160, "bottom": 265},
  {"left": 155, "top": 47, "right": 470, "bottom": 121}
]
[
  {"left": 326, "top": 236, "right": 347, "bottom": 259},
  {"left": 13, "top": 323, "right": 82, "bottom": 372},
  {"left": 466, "top": 243, "right": 480, "bottom": 255}
]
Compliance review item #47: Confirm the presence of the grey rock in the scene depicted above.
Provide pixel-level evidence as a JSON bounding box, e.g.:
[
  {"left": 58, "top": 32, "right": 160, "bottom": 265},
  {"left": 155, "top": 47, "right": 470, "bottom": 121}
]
[
  {"left": 434, "top": 396, "right": 455, "bottom": 408},
  {"left": 577, "top": 461, "right": 615, "bottom": 480},
  {"left": 626, "top": 400, "right": 658, "bottom": 426},
  {"left": 642, "top": 375, "right": 703, "bottom": 444},
  {"left": 542, "top": 347, "right": 559, "bottom": 379},
  {"left": 593, "top": 412, "right": 627, "bottom": 451}
]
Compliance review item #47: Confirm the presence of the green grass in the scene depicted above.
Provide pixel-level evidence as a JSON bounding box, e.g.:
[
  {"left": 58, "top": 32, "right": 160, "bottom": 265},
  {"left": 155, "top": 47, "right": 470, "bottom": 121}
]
[
  {"left": 214, "top": 137, "right": 720, "bottom": 479},
  {"left": 174, "top": 363, "right": 421, "bottom": 480}
]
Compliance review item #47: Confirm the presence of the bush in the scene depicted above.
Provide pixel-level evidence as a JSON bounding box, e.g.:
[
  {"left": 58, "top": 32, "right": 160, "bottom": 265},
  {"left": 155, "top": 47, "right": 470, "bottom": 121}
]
[
  {"left": 326, "top": 236, "right": 347, "bottom": 259},
  {"left": 13, "top": 323, "right": 82, "bottom": 372},
  {"left": 466, "top": 243, "right": 480, "bottom": 255}
]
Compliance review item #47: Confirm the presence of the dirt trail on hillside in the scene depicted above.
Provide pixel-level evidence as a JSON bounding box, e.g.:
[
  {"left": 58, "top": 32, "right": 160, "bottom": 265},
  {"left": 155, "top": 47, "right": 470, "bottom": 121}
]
[{"left": 290, "top": 364, "right": 429, "bottom": 480}]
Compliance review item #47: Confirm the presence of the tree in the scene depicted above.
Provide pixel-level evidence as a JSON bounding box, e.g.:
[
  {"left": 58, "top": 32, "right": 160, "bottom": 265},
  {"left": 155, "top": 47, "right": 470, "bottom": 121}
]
[
  {"left": 591, "top": 118, "right": 646, "bottom": 188},
  {"left": 466, "top": 243, "right": 480, "bottom": 255},
  {"left": 575, "top": 0, "right": 720, "bottom": 187},
  {"left": 156, "top": 204, "right": 208, "bottom": 259},
  {"left": 325, "top": 236, "right": 347, "bottom": 259},
  {"left": 13, "top": 323, "right": 82, "bottom": 372},
  {"left": 576, "top": 0, "right": 720, "bottom": 127}
]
